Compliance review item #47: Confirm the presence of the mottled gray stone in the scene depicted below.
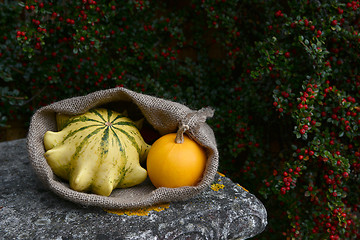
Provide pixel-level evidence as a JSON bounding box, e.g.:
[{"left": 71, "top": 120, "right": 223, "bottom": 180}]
[{"left": 0, "top": 138, "right": 267, "bottom": 240}]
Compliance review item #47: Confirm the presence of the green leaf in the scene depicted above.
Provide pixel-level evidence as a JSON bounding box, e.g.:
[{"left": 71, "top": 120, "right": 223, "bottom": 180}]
[
  {"left": 323, "top": 150, "right": 332, "bottom": 159},
  {"left": 302, "top": 133, "right": 308, "bottom": 140}
]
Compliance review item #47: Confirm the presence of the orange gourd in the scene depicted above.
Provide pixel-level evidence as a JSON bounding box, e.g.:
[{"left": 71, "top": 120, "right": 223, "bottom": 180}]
[{"left": 146, "top": 133, "right": 206, "bottom": 188}]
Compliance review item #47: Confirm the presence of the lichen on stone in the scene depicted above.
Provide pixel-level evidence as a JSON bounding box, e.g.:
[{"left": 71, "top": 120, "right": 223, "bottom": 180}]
[
  {"left": 104, "top": 203, "right": 170, "bottom": 216},
  {"left": 237, "top": 183, "right": 249, "bottom": 192},
  {"left": 211, "top": 183, "right": 225, "bottom": 191}
]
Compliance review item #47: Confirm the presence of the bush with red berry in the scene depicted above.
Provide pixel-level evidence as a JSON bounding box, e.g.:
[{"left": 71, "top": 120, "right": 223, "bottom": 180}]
[{"left": 1, "top": 0, "right": 359, "bottom": 239}]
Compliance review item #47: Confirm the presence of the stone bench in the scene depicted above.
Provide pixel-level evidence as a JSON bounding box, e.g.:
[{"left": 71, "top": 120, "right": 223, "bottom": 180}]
[{"left": 0, "top": 139, "right": 267, "bottom": 239}]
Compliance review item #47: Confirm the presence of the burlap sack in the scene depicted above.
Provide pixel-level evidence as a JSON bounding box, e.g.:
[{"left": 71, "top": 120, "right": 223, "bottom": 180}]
[{"left": 27, "top": 87, "right": 218, "bottom": 209}]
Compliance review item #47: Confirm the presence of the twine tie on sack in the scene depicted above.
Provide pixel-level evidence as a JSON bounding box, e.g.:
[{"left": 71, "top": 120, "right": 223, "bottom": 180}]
[{"left": 175, "top": 107, "right": 215, "bottom": 144}]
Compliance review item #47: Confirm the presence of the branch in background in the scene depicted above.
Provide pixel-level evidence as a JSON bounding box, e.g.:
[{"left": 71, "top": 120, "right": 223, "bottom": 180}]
[
  {"left": 0, "top": 86, "right": 46, "bottom": 106},
  {"left": 20, "top": 86, "right": 47, "bottom": 106},
  {"left": 10, "top": 67, "right": 25, "bottom": 75}
]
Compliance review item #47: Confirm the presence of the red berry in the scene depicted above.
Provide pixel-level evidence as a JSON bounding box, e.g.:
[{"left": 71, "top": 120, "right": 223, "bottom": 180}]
[
  {"left": 284, "top": 52, "right": 291, "bottom": 58},
  {"left": 304, "top": 19, "right": 309, "bottom": 26},
  {"left": 275, "top": 10, "right": 283, "bottom": 17},
  {"left": 35, "top": 42, "right": 41, "bottom": 49}
]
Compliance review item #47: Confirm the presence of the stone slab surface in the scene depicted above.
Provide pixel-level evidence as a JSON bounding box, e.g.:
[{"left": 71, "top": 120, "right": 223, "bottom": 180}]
[{"left": 0, "top": 139, "right": 267, "bottom": 240}]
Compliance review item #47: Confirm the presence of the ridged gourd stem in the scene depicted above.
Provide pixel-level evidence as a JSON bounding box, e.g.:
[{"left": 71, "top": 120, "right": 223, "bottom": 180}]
[{"left": 175, "top": 124, "right": 189, "bottom": 144}]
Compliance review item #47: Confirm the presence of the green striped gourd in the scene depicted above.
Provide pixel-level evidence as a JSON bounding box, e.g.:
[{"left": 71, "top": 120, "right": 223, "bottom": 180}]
[{"left": 43, "top": 108, "right": 151, "bottom": 196}]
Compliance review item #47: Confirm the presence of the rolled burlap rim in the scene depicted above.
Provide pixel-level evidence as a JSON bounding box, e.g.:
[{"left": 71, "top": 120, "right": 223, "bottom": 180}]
[{"left": 27, "top": 87, "right": 219, "bottom": 209}]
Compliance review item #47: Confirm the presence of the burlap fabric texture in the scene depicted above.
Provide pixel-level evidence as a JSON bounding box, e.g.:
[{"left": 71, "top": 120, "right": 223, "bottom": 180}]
[{"left": 27, "top": 87, "right": 218, "bottom": 209}]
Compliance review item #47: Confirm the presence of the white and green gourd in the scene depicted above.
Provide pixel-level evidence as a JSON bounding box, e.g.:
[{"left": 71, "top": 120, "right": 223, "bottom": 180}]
[{"left": 43, "top": 108, "right": 151, "bottom": 196}]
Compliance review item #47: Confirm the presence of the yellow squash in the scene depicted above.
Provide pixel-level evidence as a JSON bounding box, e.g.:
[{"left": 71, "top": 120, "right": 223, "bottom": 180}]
[{"left": 43, "top": 108, "right": 150, "bottom": 196}]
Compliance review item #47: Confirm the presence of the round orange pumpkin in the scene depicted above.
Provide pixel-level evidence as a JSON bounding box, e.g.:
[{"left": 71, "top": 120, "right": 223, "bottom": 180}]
[{"left": 146, "top": 133, "right": 207, "bottom": 188}]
